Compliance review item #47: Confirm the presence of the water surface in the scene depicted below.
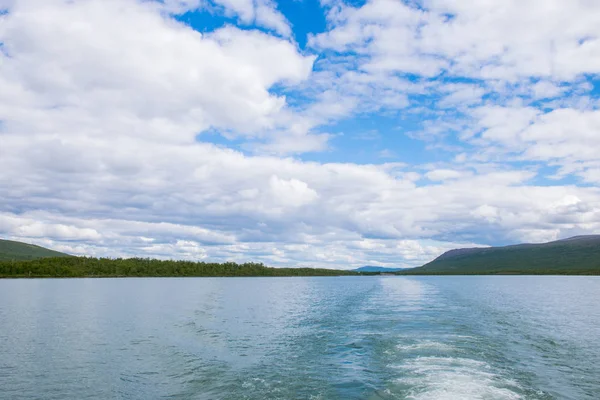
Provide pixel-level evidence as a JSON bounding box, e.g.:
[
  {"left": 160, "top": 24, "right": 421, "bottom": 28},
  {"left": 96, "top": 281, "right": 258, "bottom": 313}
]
[{"left": 1, "top": 276, "right": 599, "bottom": 399}]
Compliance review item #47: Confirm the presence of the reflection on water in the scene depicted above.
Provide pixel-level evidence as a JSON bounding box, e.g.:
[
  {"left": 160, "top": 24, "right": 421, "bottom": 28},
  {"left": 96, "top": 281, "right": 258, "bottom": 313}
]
[{"left": 0, "top": 276, "right": 599, "bottom": 399}]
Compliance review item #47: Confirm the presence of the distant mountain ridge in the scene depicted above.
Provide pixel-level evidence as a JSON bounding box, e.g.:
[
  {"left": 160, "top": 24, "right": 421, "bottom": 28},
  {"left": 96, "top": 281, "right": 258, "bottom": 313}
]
[
  {"left": 354, "top": 266, "right": 401, "bottom": 273},
  {"left": 401, "top": 235, "right": 600, "bottom": 275},
  {"left": 0, "top": 239, "right": 71, "bottom": 261}
]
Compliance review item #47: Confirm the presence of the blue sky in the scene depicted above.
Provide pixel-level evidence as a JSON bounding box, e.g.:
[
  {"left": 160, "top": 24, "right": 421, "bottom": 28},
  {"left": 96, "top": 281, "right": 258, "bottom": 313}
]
[{"left": 1, "top": 0, "right": 600, "bottom": 268}]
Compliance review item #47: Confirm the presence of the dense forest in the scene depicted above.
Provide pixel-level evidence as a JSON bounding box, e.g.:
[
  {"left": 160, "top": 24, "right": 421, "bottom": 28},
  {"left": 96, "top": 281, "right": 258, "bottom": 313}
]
[{"left": 0, "top": 256, "right": 359, "bottom": 278}]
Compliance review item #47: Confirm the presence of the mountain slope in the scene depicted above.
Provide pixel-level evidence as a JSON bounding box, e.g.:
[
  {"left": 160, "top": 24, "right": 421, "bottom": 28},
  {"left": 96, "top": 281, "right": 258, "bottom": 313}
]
[
  {"left": 401, "top": 235, "right": 600, "bottom": 275},
  {"left": 0, "top": 239, "right": 71, "bottom": 261}
]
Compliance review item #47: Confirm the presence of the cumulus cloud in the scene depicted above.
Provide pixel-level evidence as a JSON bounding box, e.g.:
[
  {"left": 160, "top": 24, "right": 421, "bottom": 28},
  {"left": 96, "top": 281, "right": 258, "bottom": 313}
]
[
  {"left": 1, "top": 0, "right": 599, "bottom": 268},
  {"left": 0, "top": 0, "right": 313, "bottom": 144},
  {"left": 458, "top": 107, "right": 600, "bottom": 183},
  {"left": 211, "top": 0, "right": 291, "bottom": 37},
  {"left": 313, "top": 0, "right": 600, "bottom": 81},
  {"left": 310, "top": 0, "right": 600, "bottom": 167},
  {"left": 2, "top": 139, "right": 600, "bottom": 267}
]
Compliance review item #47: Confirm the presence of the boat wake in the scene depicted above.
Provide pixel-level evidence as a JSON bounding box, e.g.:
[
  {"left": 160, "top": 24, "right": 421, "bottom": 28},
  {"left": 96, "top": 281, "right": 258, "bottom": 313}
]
[
  {"left": 392, "top": 355, "right": 522, "bottom": 400},
  {"left": 381, "top": 336, "right": 525, "bottom": 400}
]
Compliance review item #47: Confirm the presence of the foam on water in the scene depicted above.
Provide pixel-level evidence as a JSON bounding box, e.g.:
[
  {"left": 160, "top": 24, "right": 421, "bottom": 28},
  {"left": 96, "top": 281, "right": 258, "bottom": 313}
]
[
  {"left": 395, "top": 340, "right": 457, "bottom": 352},
  {"left": 391, "top": 355, "right": 523, "bottom": 400},
  {"left": 385, "top": 332, "right": 526, "bottom": 400}
]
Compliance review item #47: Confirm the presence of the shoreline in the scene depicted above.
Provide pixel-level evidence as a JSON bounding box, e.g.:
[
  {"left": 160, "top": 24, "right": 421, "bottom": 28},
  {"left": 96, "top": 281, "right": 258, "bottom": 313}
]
[{"left": 2, "top": 273, "right": 599, "bottom": 279}]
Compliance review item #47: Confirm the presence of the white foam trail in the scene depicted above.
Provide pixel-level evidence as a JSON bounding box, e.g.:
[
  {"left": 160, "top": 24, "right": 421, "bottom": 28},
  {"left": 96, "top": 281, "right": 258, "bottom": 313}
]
[
  {"left": 396, "top": 341, "right": 457, "bottom": 352},
  {"left": 393, "top": 356, "right": 522, "bottom": 400}
]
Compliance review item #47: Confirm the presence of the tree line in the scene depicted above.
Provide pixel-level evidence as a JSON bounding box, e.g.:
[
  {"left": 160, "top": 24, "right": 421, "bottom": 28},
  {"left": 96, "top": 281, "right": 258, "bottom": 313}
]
[{"left": 0, "top": 257, "right": 360, "bottom": 278}]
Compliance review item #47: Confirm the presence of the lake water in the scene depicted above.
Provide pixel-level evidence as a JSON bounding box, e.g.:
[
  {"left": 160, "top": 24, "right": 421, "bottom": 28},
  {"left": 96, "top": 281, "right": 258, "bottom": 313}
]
[{"left": 0, "top": 276, "right": 599, "bottom": 399}]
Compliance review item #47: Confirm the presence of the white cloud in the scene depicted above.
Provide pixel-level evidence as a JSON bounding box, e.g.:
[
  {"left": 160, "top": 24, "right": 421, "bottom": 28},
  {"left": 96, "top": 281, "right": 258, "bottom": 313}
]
[
  {"left": 269, "top": 176, "right": 319, "bottom": 208},
  {"left": 1, "top": 0, "right": 600, "bottom": 269},
  {"left": 253, "top": 0, "right": 292, "bottom": 37},
  {"left": 438, "top": 84, "right": 486, "bottom": 108},
  {"left": 161, "top": 0, "right": 292, "bottom": 37},
  {"left": 309, "top": 0, "right": 600, "bottom": 160},
  {"left": 159, "top": 0, "right": 203, "bottom": 13},
  {"left": 214, "top": 0, "right": 254, "bottom": 20},
  {"left": 2, "top": 141, "right": 600, "bottom": 267},
  {"left": 471, "top": 205, "right": 499, "bottom": 224},
  {"left": 531, "top": 81, "right": 564, "bottom": 99},
  {"left": 461, "top": 107, "right": 600, "bottom": 182},
  {"left": 0, "top": 214, "right": 101, "bottom": 241},
  {"left": 425, "top": 169, "right": 463, "bottom": 181},
  {"left": 0, "top": 0, "right": 313, "bottom": 146}
]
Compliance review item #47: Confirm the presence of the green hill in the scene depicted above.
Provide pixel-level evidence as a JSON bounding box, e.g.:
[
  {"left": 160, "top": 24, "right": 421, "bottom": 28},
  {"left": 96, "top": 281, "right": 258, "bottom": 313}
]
[
  {"left": 0, "top": 239, "right": 71, "bottom": 261},
  {"left": 400, "top": 235, "right": 600, "bottom": 275}
]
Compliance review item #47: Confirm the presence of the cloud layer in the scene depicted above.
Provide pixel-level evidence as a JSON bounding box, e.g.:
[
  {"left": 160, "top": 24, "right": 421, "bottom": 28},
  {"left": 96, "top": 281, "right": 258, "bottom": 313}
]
[{"left": 1, "top": 0, "right": 599, "bottom": 268}]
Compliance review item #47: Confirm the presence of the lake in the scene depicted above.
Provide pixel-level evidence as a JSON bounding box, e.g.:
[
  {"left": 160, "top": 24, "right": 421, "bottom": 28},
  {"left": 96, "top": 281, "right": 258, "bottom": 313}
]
[{"left": 0, "top": 276, "right": 599, "bottom": 399}]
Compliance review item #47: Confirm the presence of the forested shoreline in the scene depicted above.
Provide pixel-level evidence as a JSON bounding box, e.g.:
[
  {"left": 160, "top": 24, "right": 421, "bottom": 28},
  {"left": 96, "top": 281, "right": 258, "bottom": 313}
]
[
  {"left": 0, "top": 257, "right": 359, "bottom": 278},
  {"left": 2, "top": 252, "right": 599, "bottom": 278}
]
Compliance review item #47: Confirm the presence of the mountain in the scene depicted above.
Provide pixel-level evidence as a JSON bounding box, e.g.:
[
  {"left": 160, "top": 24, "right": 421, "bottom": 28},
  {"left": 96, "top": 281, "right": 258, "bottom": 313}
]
[
  {"left": 354, "top": 266, "right": 401, "bottom": 273},
  {"left": 0, "top": 239, "right": 71, "bottom": 261},
  {"left": 400, "top": 235, "right": 600, "bottom": 275}
]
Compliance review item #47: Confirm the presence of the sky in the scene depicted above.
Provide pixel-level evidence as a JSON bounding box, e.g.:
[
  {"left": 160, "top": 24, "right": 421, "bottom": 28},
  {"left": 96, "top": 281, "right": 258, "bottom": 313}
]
[{"left": 1, "top": 0, "right": 600, "bottom": 269}]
